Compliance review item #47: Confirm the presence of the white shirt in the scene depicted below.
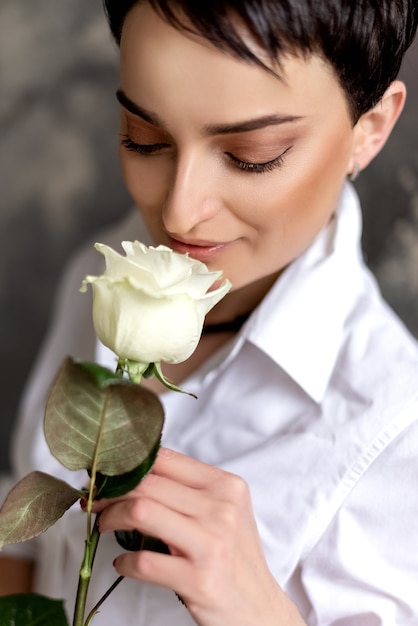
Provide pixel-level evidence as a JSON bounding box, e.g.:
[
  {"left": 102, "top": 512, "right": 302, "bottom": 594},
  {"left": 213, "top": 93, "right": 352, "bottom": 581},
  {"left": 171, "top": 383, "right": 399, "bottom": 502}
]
[{"left": 4, "top": 183, "right": 418, "bottom": 625}]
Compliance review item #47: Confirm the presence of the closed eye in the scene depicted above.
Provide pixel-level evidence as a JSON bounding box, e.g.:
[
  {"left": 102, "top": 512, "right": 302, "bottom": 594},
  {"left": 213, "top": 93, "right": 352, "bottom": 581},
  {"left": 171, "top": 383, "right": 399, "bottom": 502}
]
[
  {"left": 120, "top": 135, "right": 171, "bottom": 154},
  {"left": 226, "top": 146, "right": 292, "bottom": 174}
]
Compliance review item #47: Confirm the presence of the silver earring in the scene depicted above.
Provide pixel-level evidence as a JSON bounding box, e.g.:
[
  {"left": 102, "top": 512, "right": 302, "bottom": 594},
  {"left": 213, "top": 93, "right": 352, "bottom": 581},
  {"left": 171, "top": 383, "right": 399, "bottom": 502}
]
[{"left": 349, "top": 162, "right": 360, "bottom": 182}]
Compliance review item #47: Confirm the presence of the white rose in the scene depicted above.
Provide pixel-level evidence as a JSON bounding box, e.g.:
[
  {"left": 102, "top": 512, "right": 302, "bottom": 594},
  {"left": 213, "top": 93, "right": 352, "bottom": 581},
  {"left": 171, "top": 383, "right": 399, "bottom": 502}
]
[{"left": 81, "top": 241, "right": 231, "bottom": 367}]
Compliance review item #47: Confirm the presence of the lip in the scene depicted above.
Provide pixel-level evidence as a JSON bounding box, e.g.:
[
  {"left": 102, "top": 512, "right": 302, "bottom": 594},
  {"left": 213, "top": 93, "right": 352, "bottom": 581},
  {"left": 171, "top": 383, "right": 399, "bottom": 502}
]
[{"left": 167, "top": 236, "right": 231, "bottom": 261}]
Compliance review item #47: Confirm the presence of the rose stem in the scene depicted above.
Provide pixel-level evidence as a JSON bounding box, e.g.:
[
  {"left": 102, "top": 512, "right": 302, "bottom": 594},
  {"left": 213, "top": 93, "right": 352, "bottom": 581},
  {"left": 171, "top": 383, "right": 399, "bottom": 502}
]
[
  {"left": 83, "top": 576, "right": 125, "bottom": 626},
  {"left": 72, "top": 516, "right": 101, "bottom": 626}
]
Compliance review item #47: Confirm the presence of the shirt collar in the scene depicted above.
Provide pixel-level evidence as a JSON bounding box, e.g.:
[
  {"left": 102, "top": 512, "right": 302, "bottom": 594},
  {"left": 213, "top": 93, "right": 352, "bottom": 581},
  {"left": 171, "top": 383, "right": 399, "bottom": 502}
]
[{"left": 242, "top": 183, "right": 364, "bottom": 403}]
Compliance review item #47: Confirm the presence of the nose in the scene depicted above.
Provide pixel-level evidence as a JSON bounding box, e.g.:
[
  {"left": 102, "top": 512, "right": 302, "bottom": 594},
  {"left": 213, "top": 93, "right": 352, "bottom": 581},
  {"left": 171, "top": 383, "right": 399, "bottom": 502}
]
[{"left": 162, "top": 149, "right": 222, "bottom": 235}]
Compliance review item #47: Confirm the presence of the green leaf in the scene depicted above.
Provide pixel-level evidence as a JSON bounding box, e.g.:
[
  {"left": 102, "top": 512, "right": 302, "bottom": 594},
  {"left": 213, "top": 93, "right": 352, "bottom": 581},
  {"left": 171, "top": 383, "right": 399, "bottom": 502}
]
[
  {"left": 115, "top": 529, "right": 170, "bottom": 554},
  {"left": 44, "top": 357, "right": 164, "bottom": 476},
  {"left": 0, "top": 593, "right": 69, "bottom": 626},
  {"left": 95, "top": 438, "right": 161, "bottom": 500},
  {"left": 77, "top": 361, "right": 124, "bottom": 388},
  {"left": 0, "top": 472, "right": 81, "bottom": 549}
]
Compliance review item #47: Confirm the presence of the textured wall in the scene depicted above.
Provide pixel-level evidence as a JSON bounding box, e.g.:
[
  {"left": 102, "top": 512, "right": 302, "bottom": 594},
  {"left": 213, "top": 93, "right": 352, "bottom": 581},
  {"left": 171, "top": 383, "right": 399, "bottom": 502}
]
[
  {"left": 0, "top": 0, "right": 130, "bottom": 470},
  {"left": 0, "top": 1, "right": 417, "bottom": 471}
]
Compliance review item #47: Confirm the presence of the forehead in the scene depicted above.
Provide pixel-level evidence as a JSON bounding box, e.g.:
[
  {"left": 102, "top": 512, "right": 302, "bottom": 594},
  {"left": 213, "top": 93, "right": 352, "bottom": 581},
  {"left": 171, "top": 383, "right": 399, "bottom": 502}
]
[{"left": 119, "top": 2, "right": 350, "bottom": 127}]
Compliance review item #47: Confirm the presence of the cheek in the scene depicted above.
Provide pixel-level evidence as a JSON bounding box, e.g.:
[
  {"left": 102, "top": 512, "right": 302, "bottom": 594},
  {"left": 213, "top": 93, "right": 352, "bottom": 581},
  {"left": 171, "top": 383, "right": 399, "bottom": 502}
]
[
  {"left": 279, "top": 125, "right": 352, "bottom": 221},
  {"left": 302, "top": 134, "right": 352, "bottom": 201},
  {"left": 120, "top": 152, "right": 169, "bottom": 216},
  {"left": 227, "top": 126, "right": 353, "bottom": 263}
]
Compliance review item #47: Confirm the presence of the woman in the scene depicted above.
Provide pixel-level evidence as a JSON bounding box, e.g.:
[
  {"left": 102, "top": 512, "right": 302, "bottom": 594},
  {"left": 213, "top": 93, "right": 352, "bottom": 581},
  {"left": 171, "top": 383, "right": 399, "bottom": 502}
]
[{"left": 1, "top": 1, "right": 418, "bottom": 623}]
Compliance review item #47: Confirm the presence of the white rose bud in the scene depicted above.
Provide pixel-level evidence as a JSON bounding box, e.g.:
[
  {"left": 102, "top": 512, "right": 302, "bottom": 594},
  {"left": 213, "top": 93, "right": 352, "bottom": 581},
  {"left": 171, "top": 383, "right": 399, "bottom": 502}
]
[{"left": 81, "top": 241, "right": 231, "bottom": 368}]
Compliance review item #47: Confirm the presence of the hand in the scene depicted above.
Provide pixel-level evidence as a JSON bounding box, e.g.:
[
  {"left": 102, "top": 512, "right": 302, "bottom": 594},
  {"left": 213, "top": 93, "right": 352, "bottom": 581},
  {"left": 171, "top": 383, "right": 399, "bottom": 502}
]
[{"left": 95, "top": 447, "right": 305, "bottom": 626}]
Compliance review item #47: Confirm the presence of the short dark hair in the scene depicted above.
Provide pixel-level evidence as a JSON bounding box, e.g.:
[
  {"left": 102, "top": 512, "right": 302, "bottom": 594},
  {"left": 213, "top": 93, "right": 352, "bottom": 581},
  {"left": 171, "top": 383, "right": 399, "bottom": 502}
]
[{"left": 103, "top": 0, "right": 418, "bottom": 122}]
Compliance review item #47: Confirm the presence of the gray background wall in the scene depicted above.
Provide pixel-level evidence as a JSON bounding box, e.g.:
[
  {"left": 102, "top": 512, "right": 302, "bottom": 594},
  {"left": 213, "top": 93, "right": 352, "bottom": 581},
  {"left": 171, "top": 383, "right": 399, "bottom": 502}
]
[{"left": 0, "top": 1, "right": 417, "bottom": 471}]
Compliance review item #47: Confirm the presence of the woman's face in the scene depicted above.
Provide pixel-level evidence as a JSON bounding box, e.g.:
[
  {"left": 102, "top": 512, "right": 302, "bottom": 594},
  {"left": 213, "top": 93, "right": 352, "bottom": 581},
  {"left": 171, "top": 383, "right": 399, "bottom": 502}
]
[{"left": 118, "top": 3, "right": 356, "bottom": 294}]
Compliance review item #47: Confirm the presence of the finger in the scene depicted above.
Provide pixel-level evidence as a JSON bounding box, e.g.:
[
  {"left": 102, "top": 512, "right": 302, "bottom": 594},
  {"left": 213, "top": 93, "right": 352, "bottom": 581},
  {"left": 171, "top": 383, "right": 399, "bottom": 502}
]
[
  {"left": 99, "top": 496, "right": 205, "bottom": 557},
  {"left": 91, "top": 447, "right": 213, "bottom": 513},
  {"left": 131, "top": 473, "right": 210, "bottom": 517},
  {"left": 150, "top": 447, "right": 226, "bottom": 488},
  {"left": 153, "top": 450, "right": 254, "bottom": 521},
  {"left": 113, "top": 550, "right": 194, "bottom": 600},
  {"left": 92, "top": 471, "right": 210, "bottom": 516}
]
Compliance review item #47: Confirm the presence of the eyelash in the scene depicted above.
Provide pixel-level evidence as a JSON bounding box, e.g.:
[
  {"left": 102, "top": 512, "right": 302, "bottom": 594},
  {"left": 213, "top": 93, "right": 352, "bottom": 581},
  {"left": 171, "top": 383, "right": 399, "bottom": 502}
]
[
  {"left": 121, "top": 135, "right": 291, "bottom": 174},
  {"left": 120, "top": 135, "right": 170, "bottom": 154},
  {"left": 225, "top": 146, "right": 292, "bottom": 174}
]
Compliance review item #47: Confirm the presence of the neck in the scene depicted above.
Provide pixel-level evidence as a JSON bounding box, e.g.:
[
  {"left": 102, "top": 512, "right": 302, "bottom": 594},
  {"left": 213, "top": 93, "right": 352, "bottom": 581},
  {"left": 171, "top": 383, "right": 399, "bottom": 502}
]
[{"left": 204, "top": 270, "right": 281, "bottom": 327}]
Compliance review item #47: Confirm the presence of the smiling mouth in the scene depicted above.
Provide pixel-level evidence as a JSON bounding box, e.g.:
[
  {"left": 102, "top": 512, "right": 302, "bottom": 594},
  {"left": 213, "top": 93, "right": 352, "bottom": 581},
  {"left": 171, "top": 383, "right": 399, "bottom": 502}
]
[{"left": 167, "top": 236, "right": 231, "bottom": 261}]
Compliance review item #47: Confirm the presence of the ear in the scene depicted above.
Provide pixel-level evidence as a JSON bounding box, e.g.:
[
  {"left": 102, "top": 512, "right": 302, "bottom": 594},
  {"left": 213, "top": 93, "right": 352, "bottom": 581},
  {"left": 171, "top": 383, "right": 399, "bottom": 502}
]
[{"left": 347, "top": 80, "right": 406, "bottom": 176}]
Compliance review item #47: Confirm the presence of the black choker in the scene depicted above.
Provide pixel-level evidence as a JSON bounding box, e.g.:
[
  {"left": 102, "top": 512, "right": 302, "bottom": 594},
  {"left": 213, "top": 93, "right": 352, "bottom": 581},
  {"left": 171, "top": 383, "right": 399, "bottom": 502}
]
[{"left": 202, "top": 311, "right": 251, "bottom": 335}]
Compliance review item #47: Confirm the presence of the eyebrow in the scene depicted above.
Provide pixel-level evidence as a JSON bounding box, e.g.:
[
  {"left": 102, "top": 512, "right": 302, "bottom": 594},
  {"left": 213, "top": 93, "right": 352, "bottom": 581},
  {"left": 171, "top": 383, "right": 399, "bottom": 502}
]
[
  {"left": 116, "top": 89, "right": 304, "bottom": 135},
  {"left": 117, "top": 89, "right": 160, "bottom": 125}
]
